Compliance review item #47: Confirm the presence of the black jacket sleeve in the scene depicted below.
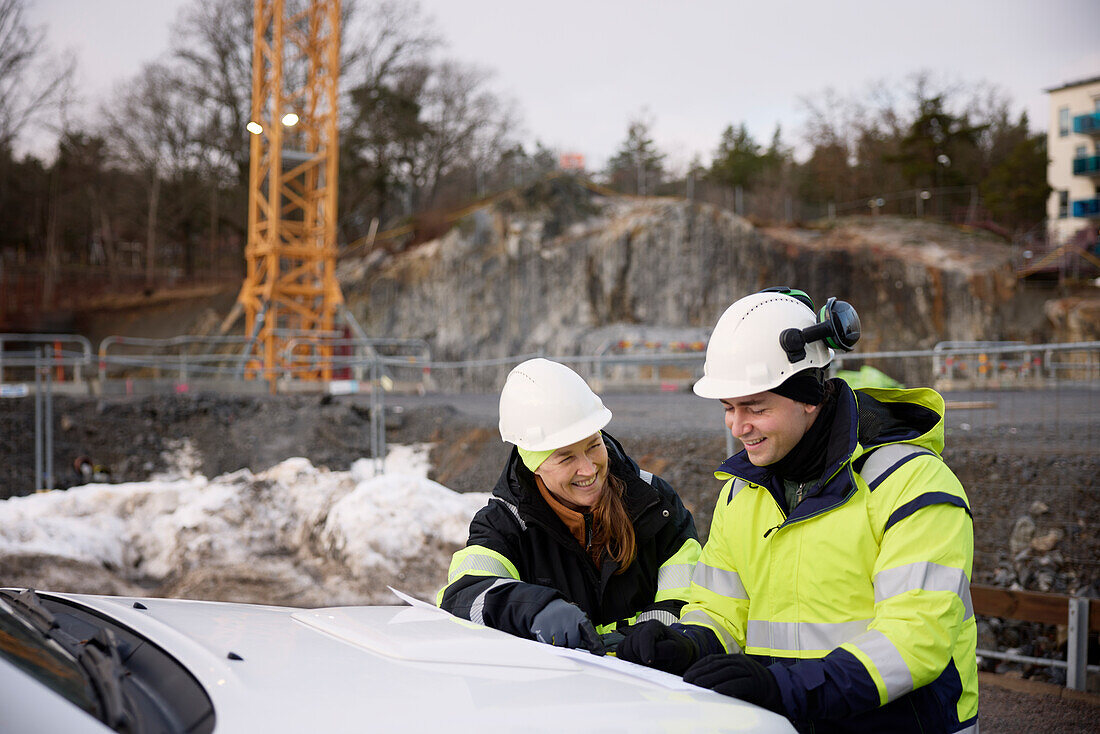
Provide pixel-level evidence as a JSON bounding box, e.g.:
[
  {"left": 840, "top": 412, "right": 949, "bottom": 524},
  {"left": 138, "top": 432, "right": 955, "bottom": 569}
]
[{"left": 438, "top": 499, "right": 561, "bottom": 638}]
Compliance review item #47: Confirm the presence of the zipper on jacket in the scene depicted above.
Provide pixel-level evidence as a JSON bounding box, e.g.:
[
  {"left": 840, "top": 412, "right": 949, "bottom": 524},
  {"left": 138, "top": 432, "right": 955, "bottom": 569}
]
[
  {"left": 794, "top": 481, "right": 807, "bottom": 506},
  {"left": 583, "top": 513, "right": 593, "bottom": 550},
  {"left": 762, "top": 461, "right": 861, "bottom": 540}
]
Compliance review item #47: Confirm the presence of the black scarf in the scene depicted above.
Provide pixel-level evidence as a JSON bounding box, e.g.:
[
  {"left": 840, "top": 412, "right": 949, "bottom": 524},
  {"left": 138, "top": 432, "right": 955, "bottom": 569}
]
[{"left": 768, "top": 381, "right": 839, "bottom": 484}]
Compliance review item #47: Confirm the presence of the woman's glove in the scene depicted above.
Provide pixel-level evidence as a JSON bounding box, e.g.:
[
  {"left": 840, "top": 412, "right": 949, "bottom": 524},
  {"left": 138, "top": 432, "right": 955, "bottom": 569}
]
[
  {"left": 683, "top": 654, "right": 784, "bottom": 713},
  {"left": 530, "top": 599, "right": 605, "bottom": 654},
  {"left": 616, "top": 620, "right": 699, "bottom": 674}
]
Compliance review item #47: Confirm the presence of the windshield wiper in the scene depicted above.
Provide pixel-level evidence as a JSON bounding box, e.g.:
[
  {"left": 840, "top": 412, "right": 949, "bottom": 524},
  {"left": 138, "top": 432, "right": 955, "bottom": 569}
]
[
  {"left": 1, "top": 587, "right": 55, "bottom": 634},
  {"left": 0, "top": 589, "right": 133, "bottom": 731}
]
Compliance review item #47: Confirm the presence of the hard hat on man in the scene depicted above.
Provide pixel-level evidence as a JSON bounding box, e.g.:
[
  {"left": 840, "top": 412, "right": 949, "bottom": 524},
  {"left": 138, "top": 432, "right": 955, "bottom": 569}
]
[{"left": 693, "top": 292, "right": 833, "bottom": 400}]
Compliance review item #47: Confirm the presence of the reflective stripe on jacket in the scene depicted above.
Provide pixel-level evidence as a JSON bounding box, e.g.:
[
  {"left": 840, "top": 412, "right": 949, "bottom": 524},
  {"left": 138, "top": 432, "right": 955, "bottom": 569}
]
[
  {"left": 682, "top": 383, "right": 978, "bottom": 734},
  {"left": 438, "top": 432, "right": 701, "bottom": 638}
]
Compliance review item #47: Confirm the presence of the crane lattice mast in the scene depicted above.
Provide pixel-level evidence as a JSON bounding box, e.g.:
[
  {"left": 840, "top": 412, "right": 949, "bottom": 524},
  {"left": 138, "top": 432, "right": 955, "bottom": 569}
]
[{"left": 239, "top": 0, "right": 343, "bottom": 382}]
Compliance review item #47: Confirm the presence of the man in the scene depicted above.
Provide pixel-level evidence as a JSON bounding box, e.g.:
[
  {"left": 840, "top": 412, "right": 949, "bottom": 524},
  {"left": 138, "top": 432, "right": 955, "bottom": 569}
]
[{"left": 618, "top": 290, "right": 978, "bottom": 733}]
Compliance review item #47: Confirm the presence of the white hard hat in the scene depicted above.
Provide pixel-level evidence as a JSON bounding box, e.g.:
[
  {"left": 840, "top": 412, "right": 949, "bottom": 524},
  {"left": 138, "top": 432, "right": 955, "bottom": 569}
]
[
  {"left": 693, "top": 292, "right": 834, "bottom": 399},
  {"left": 499, "top": 358, "right": 613, "bottom": 451}
]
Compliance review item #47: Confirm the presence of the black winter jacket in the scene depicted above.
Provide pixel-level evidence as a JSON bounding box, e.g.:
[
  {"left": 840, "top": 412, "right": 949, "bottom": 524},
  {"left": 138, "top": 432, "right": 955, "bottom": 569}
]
[{"left": 438, "top": 432, "right": 700, "bottom": 640}]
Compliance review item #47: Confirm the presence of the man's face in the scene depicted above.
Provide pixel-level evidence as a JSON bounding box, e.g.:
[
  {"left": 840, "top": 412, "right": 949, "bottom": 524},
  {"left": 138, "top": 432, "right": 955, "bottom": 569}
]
[
  {"left": 720, "top": 391, "right": 820, "bottom": 466},
  {"left": 534, "top": 433, "right": 609, "bottom": 511}
]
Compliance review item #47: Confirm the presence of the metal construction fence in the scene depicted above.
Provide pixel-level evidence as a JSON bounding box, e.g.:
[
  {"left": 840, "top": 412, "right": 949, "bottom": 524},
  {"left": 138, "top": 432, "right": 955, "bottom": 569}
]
[{"left": 5, "top": 331, "right": 1099, "bottom": 473}]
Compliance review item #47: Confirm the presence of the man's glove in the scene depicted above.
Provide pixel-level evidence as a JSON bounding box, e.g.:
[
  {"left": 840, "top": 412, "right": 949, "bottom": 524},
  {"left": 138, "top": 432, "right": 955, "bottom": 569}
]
[
  {"left": 683, "top": 654, "right": 784, "bottom": 714},
  {"left": 530, "top": 599, "right": 605, "bottom": 654},
  {"left": 616, "top": 620, "right": 699, "bottom": 674}
]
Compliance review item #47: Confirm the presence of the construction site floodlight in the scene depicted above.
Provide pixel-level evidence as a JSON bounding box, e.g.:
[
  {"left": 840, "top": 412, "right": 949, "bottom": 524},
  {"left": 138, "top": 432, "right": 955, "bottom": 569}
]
[
  {"left": 281, "top": 112, "right": 300, "bottom": 126},
  {"left": 247, "top": 121, "right": 263, "bottom": 135}
]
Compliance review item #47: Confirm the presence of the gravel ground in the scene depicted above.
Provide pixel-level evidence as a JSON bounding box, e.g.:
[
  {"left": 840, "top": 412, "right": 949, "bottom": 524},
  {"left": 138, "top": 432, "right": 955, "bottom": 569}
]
[{"left": 1, "top": 390, "right": 1097, "bottom": 727}]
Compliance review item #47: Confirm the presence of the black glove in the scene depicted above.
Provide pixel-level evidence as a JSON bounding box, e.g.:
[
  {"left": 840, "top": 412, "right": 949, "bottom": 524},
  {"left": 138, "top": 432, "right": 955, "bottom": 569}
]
[
  {"left": 617, "top": 620, "right": 699, "bottom": 674},
  {"left": 530, "top": 599, "right": 605, "bottom": 654},
  {"left": 683, "top": 654, "right": 784, "bottom": 714}
]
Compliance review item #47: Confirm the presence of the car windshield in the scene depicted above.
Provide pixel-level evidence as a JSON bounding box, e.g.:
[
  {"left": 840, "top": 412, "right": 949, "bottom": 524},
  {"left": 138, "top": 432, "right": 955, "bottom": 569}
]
[
  {"left": 0, "top": 593, "right": 100, "bottom": 715},
  {"left": 0, "top": 589, "right": 215, "bottom": 734}
]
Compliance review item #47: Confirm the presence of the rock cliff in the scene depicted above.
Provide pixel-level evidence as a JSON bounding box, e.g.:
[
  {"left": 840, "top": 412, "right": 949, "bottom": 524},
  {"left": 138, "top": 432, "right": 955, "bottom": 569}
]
[{"left": 338, "top": 179, "right": 1032, "bottom": 381}]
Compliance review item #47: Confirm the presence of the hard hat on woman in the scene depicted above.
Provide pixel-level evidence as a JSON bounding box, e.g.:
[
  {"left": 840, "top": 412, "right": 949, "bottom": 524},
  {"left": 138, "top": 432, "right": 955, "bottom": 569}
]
[{"left": 498, "top": 357, "right": 613, "bottom": 451}]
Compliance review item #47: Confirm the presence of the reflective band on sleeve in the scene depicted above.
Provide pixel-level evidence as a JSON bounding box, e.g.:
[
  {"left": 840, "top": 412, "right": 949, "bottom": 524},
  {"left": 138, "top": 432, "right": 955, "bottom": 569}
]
[
  {"left": 470, "top": 577, "right": 518, "bottom": 626},
  {"left": 874, "top": 561, "right": 974, "bottom": 620},
  {"left": 490, "top": 497, "right": 527, "bottom": 531},
  {"left": 847, "top": 629, "right": 914, "bottom": 701},
  {"left": 859, "top": 444, "right": 934, "bottom": 491},
  {"left": 681, "top": 609, "right": 742, "bottom": 654},
  {"left": 693, "top": 562, "right": 748, "bottom": 600},
  {"left": 639, "top": 469, "right": 654, "bottom": 485},
  {"left": 636, "top": 609, "right": 678, "bottom": 625},
  {"left": 746, "top": 618, "right": 872, "bottom": 652},
  {"left": 447, "top": 553, "right": 516, "bottom": 584},
  {"left": 657, "top": 563, "right": 694, "bottom": 592}
]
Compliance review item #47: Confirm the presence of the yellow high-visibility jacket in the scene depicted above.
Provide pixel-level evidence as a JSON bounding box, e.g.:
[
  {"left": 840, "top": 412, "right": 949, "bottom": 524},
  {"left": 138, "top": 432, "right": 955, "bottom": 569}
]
[{"left": 682, "top": 382, "right": 977, "bottom": 733}]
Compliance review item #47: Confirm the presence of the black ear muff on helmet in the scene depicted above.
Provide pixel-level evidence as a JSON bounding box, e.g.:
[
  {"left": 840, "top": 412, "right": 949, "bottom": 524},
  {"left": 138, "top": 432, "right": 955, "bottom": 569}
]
[{"left": 778, "top": 296, "right": 862, "bottom": 364}]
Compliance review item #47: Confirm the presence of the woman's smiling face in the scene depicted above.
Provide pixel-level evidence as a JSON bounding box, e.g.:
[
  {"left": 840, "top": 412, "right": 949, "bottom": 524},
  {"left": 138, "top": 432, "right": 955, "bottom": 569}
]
[{"left": 534, "top": 433, "right": 609, "bottom": 511}]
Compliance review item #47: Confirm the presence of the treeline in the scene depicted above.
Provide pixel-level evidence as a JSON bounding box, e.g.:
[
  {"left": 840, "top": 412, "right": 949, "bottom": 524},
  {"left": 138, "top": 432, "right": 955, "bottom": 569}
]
[
  {"left": 1, "top": 0, "right": 540, "bottom": 302},
  {"left": 1, "top": 0, "right": 1048, "bottom": 310},
  {"left": 604, "top": 78, "right": 1048, "bottom": 232}
]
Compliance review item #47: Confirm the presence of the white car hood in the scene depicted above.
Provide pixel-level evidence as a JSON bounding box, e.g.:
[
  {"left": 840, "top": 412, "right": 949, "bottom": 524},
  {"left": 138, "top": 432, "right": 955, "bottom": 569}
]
[{"left": 47, "top": 592, "right": 794, "bottom": 733}]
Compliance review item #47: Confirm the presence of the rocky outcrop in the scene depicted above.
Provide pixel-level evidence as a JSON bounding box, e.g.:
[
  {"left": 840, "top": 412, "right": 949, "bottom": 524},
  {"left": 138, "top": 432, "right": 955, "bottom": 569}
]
[
  {"left": 338, "top": 182, "right": 1024, "bottom": 378},
  {"left": 1045, "top": 297, "right": 1100, "bottom": 342}
]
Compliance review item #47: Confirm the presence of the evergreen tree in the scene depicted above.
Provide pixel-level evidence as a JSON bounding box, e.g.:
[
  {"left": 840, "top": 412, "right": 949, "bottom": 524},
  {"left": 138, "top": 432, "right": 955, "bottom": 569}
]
[
  {"left": 709, "top": 123, "right": 764, "bottom": 189},
  {"left": 605, "top": 118, "right": 665, "bottom": 195},
  {"left": 894, "top": 94, "right": 986, "bottom": 189},
  {"left": 981, "top": 118, "right": 1050, "bottom": 232}
]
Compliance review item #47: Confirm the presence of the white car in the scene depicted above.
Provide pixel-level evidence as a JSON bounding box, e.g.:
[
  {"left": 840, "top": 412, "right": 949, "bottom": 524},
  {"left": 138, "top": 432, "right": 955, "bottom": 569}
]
[{"left": 0, "top": 587, "right": 794, "bottom": 733}]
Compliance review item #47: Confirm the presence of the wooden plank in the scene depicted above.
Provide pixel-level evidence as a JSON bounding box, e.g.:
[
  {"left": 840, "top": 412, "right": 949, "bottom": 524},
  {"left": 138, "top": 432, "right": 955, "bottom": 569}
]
[
  {"left": 978, "top": 672, "right": 1100, "bottom": 705},
  {"left": 971, "top": 584, "right": 1072, "bottom": 626}
]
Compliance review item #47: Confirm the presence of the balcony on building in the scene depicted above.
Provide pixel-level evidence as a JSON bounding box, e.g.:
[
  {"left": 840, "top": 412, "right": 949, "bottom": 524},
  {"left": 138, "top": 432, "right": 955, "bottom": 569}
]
[
  {"left": 1071, "top": 198, "right": 1100, "bottom": 218},
  {"left": 1072, "top": 155, "right": 1100, "bottom": 176},
  {"left": 1073, "top": 112, "right": 1100, "bottom": 136}
]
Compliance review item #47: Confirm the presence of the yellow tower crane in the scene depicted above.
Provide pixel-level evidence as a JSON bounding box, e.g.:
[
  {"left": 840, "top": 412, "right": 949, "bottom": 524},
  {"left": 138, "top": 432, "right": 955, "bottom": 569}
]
[{"left": 238, "top": 0, "right": 344, "bottom": 383}]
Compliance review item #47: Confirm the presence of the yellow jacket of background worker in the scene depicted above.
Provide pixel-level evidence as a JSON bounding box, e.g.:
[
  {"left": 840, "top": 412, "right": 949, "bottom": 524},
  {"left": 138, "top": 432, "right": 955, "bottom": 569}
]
[{"left": 683, "top": 383, "right": 978, "bottom": 733}]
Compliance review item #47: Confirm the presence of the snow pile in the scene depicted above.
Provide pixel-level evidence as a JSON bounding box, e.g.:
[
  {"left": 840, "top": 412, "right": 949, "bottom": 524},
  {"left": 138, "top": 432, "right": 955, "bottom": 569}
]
[
  {"left": 323, "top": 467, "right": 486, "bottom": 576},
  {"left": 0, "top": 445, "right": 489, "bottom": 604}
]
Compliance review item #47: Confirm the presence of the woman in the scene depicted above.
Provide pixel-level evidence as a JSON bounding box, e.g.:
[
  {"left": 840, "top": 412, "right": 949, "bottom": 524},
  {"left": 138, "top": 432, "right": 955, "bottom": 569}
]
[{"left": 438, "top": 358, "right": 700, "bottom": 653}]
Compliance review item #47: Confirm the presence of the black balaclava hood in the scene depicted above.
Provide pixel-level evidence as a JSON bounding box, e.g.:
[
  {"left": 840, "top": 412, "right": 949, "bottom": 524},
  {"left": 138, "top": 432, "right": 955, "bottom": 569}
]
[
  {"left": 768, "top": 373, "right": 837, "bottom": 484},
  {"left": 769, "top": 367, "right": 825, "bottom": 405}
]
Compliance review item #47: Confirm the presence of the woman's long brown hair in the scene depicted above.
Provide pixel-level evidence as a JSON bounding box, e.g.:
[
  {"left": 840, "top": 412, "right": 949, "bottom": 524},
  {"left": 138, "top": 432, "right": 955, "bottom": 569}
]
[{"left": 591, "top": 473, "right": 636, "bottom": 573}]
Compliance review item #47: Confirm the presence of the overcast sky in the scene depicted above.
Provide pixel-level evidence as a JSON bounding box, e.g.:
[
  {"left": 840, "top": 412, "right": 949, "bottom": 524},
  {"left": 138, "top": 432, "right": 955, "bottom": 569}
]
[{"left": 27, "top": 0, "right": 1100, "bottom": 169}]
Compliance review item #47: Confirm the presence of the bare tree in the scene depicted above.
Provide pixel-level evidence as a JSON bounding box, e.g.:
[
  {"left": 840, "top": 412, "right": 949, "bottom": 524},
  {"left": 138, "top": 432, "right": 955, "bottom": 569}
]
[
  {"left": 344, "top": 0, "right": 439, "bottom": 88},
  {"left": 408, "top": 61, "right": 517, "bottom": 208},
  {"left": 169, "top": 0, "right": 255, "bottom": 185},
  {"left": 102, "top": 63, "right": 205, "bottom": 287},
  {"left": 0, "top": 0, "right": 73, "bottom": 150}
]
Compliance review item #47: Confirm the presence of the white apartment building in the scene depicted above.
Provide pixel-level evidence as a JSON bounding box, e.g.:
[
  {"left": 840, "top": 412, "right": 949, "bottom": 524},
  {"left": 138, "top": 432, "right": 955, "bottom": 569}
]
[{"left": 1047, "top": 76, "right": 1100, "bottom": 245}]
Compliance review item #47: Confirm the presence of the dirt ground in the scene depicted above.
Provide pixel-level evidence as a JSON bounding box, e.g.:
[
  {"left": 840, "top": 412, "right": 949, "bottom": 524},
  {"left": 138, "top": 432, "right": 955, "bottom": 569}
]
[{"left": 1, "top": 391, "right": 1097, "bottom": 728}]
